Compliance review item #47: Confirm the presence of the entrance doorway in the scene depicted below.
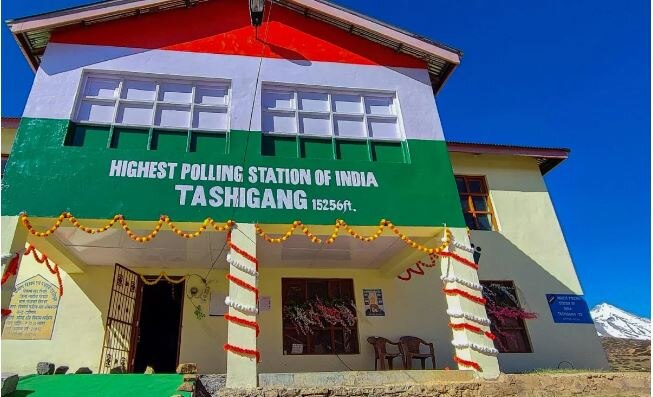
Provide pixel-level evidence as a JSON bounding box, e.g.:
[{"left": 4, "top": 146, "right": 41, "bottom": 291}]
[{"left": 133, "top": 278, "right": 185, "bottom": 373}]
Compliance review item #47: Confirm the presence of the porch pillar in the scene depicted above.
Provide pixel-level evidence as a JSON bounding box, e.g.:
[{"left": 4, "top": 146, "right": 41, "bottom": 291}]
[
  {"left": 1, "top": 216, "right": 28, "bottom": 330},
  {"left": 225, "top": 222, "right": 258, "bottom": 388},
  {"left": 441, "top": 227, "right": 500, "bottom": 379}
]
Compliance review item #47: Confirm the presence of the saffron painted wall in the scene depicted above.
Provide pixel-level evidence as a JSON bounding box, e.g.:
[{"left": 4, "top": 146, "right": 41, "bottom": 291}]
[{"left": 451, "top": 153, "right": 610, "bottom": 371}]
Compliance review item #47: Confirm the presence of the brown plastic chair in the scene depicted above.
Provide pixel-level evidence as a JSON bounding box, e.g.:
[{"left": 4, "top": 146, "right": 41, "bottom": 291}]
[
  {"left": 399, "top": 336, "right": 435, "bottom": 369},
  {"left": 367, "top": 336, "right": 403, "bottom": 370}
]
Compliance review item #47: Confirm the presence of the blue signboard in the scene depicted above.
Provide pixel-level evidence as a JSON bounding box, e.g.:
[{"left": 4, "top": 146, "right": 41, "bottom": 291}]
[{"left": 546, "top": 294, "right": 594, "bottom": 324}]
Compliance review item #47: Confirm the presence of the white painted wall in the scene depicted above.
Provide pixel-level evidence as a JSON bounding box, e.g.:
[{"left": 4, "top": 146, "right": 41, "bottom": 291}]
[{"left": 24, "top": 43, "right": 444, "bottom": 141}]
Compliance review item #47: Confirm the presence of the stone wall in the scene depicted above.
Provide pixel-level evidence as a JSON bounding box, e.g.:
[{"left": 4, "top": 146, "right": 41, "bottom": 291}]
[{"left": 207, "top": 372, "right": 650, "bottom": 397}]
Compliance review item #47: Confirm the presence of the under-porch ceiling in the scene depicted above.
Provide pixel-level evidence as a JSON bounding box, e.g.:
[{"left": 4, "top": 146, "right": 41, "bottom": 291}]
[{"left": 52, "top": 227, "right": 410, "bottom": 269}]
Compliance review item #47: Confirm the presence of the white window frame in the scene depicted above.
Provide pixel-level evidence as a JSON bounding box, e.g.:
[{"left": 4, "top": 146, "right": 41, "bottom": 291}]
[
  {"left": 261, "top": 84, "right": 405, "bottom": 142},
  {"left": 73, "top": 71, "right": 231, "bottom": 132}
]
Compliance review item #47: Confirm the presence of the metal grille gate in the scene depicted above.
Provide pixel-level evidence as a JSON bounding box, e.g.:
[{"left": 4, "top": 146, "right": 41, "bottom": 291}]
[{"left": 98, "top": 264, "right": 142, "bottom": 373}]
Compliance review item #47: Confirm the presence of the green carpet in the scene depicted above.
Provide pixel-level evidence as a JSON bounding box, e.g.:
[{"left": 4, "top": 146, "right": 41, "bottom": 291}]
[{"left": 9, "top": 374, "right": 192, "bottom": 397}]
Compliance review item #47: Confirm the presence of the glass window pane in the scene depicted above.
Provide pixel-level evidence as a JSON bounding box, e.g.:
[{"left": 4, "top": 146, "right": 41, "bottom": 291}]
[
  {"left": 121, "top": 80, "right": 156, "bottom": 101},
  {"left": 476, "top": 214, "right": 493, "bottom": 230},
  {"left": 472, "top": 196, "right": 488, "bottom": 211},
  {"left": 262, "top": 90, "right": 294, "bottom": 110},
  {"left": 195, "top": 86, "right": 227, "bottom": 106},
  {"left": 155, "top": 105, "right": 191, "bottom": 128},
  {"left": 367, "top": 117, "right": 399, "bottom": 139},
  {"left": 364, "top": 96, "right": 393, "bottom": 115},
  {"left": 460, "top": 196, "right": 470, "bottom": 211},
  {"left": 78, "top": 100, "right": 115, "bottom": 123},
  {"left": 299, "top": 114, "right": 330, "bottom": 136},
  {"left": 262, "top": 111, "right": 296, "bottom": 133},
  {"left": 192, "top": 108, "right": 228, "bottom": 130},
  {"left": 464, "top": 213, "right": 476, "bottom": 230},
  {"left": 455, "top": 177, "right": 467, "bottom": 193},
  {"left": 116, "top": 103, "right": 153, "bottom": 125},
  {"left": 334, "top": 115, "right": 365, "bottom": 138},
  {"left": 468, "top": 178, "right": 486, "bottom": 193},
  {"left": 298, "top": 92, "right": 329, "bottom": 112},
  {"left": 310, "top": 330, "right": 333, "bottom": 354},
  {"left": 332, "top": 94, "right": 362, "bottom": 113},
  {"left": 158, "top": 83, "right": 192, "bottom": 103},
  {"left": 84, "top": 77, "right": 119, "bottom": 98}
]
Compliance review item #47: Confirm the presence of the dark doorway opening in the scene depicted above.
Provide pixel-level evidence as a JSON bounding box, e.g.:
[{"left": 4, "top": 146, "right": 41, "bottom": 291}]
[{"left": 133, "top": 279, "right": 184, "bottom": 373}]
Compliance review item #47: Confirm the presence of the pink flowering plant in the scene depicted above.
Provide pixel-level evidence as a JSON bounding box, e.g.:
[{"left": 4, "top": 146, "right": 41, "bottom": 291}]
[
  {"left": 283, "top": 297, "right": 357, "bottom": 335},
  {"left": 482, "top": 283, "right": 538, "bottom": 351}
]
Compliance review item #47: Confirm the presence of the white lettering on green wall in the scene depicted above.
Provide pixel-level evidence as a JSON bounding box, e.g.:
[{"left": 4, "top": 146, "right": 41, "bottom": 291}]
[{"left": 109, "top": 159, "right": 378, "bottom": 213}]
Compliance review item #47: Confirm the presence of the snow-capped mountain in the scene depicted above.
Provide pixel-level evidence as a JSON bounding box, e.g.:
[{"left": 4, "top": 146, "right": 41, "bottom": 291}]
[{"left": 590, "top": 303, "right": 650, "bottom": 340}]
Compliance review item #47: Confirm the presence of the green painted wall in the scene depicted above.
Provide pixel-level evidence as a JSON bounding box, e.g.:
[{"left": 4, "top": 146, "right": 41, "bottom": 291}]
[{"left": 1, "top": 118, "right": 465, "bottom": 227}]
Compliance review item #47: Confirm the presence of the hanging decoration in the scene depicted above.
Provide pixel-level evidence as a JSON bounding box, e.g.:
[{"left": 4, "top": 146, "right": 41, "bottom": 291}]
[
  {"left": 19, "top": 212, "right": 233, "bottom": 242},
  {"left": 451, "top": 340, "right": 499, "bottom": 356},
  {"left": 446, "top": 310, "right": 491, "bottom": 326},
  {"left": 223, "top": 344, "right": 261, "bottom": 362},
  {"left": 440, "top": 275, "right": 483, "bottom": 291},
  {"left": 23, "top": 245, "right": 63, "bottom": 297},
  {"left": 442, "top": 288, "right": 486, "bottom": 305},
  {"left": 223, "top": 229, "right": 261, "bottom": 362},
  {"left": 140, "top": 272, "right": 187, "bottom": 286},
  {"left": 1, "top": 253, "right": 21, "bottom": 285},
  {"left": 226, "top": 254, "right": 258, "bottom": 277},
  {"left": 448, "top": 322, "right": 496, "bottom": 341},
  {"left": 453, "top": 355, "right": 481, "bottom": 371}
]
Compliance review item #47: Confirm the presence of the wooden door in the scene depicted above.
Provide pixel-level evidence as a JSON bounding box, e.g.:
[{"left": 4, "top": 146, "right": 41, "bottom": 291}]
[{"left": 98, "top": 263, "right": 143, "bottom": 373}]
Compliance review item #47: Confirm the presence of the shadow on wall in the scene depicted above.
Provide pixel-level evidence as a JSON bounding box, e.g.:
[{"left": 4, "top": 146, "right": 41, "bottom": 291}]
[{"left": 471, "top": 230, "right": 610, "bottom": 372}]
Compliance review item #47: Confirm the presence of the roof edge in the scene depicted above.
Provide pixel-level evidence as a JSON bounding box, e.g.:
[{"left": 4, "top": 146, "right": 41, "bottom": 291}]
[{"left": 447, "top": 141, "right": 570, "bottom": 175}]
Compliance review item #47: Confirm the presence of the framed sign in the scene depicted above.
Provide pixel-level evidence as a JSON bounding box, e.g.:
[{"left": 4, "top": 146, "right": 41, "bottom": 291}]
[
  {"left": 546, "top": 294, "right": 593, "bottom": 324},
  {"left": 363, "top": 289, "right": 385, "bottom": 316}
]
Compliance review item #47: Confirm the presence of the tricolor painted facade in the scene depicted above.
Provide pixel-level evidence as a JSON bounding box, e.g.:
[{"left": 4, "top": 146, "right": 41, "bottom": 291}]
[{"left": 1, "top": 0, "right": 608, "bottom": 387}]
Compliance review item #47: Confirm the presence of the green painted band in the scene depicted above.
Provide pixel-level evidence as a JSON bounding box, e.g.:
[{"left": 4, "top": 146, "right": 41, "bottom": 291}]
[{"left": 2, "top": 118, "right": 465, "bottom": 227}]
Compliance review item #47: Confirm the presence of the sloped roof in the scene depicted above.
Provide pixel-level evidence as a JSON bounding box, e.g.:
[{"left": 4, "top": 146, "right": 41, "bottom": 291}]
[{"left": 6, "top": 0, "right": 462, "bottom": 93}]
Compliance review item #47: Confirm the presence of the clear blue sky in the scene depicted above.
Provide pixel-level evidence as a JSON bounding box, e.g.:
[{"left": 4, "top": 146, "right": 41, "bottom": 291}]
[{"left": 2, "top": 1, "right": 650, "bottom": 317}]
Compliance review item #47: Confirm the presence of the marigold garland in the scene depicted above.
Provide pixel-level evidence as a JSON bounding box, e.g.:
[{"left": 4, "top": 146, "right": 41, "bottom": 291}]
[
  {"left": 140, "top": 272, "right": 187, "bottom": 286},
  {"left": 24, "top": 245, "right": 63, "bottom": 296},
  {"left": 256, "top": 220, "right": 451, "bottom": 254},
  {"left": 1, "top": 254, "right": 20, "bottom": 285},
  {"left": 439, "top": 251, "right": 479, "bottom": 270},
  {"left": 449, "top": 322, "right": 496, "bottom": 341},
  {"left": 224, "top": 314, "right": 260, "bottom": 336},
  {"left": 442, "top": 288, "right": 487, "bottom": 305},
  {"left": 224, "top": 343, "right": 260, "bottom": 362},
  {"left": 227, "top": 230, "right": 259, "bottom": 271},
  {"left": 453, "top": 355, "right": 481, "bottom": 371},
  {"left": 226, "top": 274, "right": 259, "bottom": 302},
  {"left": 20, "top": 212, "right": 233, "bottom": 242}
]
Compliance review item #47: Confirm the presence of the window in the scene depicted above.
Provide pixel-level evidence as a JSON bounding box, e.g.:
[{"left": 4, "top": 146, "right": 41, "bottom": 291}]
[
  {"left": 481, "top": 281, "right": 533, "bottom": 353},
  {"left": 282, "top": 278, "right": 359, "bottom": 355},
  {"left": 75, "top": 74, "right": 230, "bottom": 131},
  {"left": 262, "top": 86, "right": 402, "bottom": 140},
  {"left": 455, "top": 175, "right": 496, "bottom": 230}
]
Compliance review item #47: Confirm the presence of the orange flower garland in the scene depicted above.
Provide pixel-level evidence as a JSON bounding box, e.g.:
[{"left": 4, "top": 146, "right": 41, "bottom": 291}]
[
  {"left": 23, "top": 244, "right": 64, "bottom": 297},
  {"left": 453, "top": 355, "right": 481, "bottom": 371}
]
